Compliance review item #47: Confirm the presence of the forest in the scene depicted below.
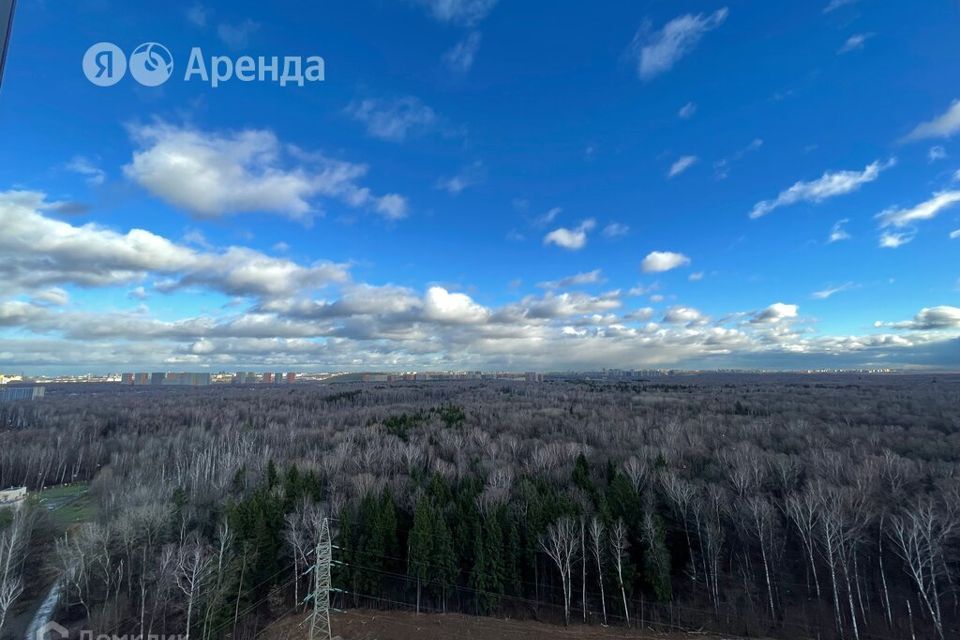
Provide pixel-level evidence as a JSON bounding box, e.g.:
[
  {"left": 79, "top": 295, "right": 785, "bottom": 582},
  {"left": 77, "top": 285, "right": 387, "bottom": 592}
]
[{"left": 1, "top": 373, "right": 959, "bottom": 640}]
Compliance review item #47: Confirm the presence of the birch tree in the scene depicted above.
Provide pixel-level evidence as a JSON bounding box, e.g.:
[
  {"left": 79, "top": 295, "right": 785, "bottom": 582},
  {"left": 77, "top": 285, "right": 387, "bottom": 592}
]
[
  {"left": 540, "top": 517, "right": 578, "bottom": 626},
  {"left": 610, "top": 519, "right": 630, "bottom": 628},
  {"left": 890, "top": 500, "right": 956, "bottom": 640},
  {"left": 176, "top": 537, "right": 214, "bottom": 640},
  {"left": 588, "top": 517, "right": 607, "bottom": 625}
]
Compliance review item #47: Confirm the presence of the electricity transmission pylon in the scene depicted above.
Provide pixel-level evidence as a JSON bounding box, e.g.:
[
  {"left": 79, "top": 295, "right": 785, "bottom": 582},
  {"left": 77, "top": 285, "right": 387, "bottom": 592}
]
[{"left": 309, "top": 517, "right": 333, "bottom": 640}]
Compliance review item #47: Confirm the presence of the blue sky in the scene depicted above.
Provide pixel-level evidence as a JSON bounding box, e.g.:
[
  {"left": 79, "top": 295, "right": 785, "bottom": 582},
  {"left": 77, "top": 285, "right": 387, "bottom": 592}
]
[{"left": 0, "top": 0, "right": 959, "bottom": 373}]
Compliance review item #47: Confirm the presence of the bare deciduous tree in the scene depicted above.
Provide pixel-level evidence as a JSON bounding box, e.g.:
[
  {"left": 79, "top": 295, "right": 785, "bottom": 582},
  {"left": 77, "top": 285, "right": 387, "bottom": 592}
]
[
  {"left": 890, "top": 500, "right": 956, "bottom": 640},
  {"left": 176, "top": 536, "right": 214, "bottom": 640},
  {"left": 540, "top": 517, "right": 578, "bottom": 626},
  {"left": 588, "top": 517, "right": 607, "bottom": 626}
]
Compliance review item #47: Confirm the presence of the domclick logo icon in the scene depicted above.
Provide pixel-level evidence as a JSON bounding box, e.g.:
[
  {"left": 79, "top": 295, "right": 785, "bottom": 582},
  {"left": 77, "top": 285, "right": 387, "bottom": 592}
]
[
  {"left": 129, "top": 42, "right": 173, "bottom": 86},
  {"left": 82, "top": 41, "right": 126, "bottom": 86}
]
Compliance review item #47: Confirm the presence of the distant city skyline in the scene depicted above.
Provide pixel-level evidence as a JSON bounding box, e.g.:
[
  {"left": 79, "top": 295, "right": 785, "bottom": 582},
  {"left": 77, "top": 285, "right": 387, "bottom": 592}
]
[{"left": 1, "top": 1, "right": 959, "bottom": 373}]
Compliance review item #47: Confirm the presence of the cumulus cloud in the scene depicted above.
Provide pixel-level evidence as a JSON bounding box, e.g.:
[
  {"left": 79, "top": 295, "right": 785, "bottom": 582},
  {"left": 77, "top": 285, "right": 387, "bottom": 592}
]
[
  {"left": 124, "top": 122, "right": 406, "bottom": 221},
  {"left": 668, "top": 155, "right": 698, "bottom": 178},
  {"left": 32, "top": 288, "right": 70, "bottom": 306},
  {"left": 629, "top": 8, "right": 729, "bottom": 80},
  {"left": 663, "top": 306, "right": 704, "bottom": 324},
  {"left": 507, "top": 290, "right": 622, "bottom": 320},
  {"left": 750, "top": 158, "right": 894, "bottom": 219},
  {"left": 345, "top": 97, "right": 438, "bottom": 142},
  {"left": 543, "top": 219, "right": 596, "bottom": 250},
  {"left": 881, "top": 306, "right": 960, "bottom": 330},
  {"left": 422, "top": 286, "right": 489, "bottom": 324},
  {"left": 903, "top": 100, "right": 960, "bottom": 142},
  {"left": 5, "top": 189, "right": 959, "bottom": 371},
  {"left": 950, "top": 229, "right": 960, "bottom": 240},
  {"left": 444, "top": 32, "right": 482, "bottom": 73},
  {"left": 751, "top": 303, "right": 799, "bottom": 324},
  {"left": 641, "top": 251, "right": 691, "bottom": 273},
  {"left": 0, "top": 190, "right": 349, "bottom": 299}
]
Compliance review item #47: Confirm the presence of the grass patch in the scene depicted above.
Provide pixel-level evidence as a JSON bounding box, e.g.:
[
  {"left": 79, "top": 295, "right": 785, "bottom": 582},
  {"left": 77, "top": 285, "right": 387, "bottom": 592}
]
[
  {"left": 38, "top": 483, "right": 88, "bottom": 501},
  {"left": 50, "top": 494, "right": 96, "bottom": 528},
  {"left": 36, "top": 482, "right": 96, "bottom": 529}
]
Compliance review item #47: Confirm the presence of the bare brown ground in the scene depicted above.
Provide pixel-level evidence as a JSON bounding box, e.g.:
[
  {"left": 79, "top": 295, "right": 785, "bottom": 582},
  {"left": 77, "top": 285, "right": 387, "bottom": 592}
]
[{"left": 262, "top": 610, "right": 738, "bottom": 640}]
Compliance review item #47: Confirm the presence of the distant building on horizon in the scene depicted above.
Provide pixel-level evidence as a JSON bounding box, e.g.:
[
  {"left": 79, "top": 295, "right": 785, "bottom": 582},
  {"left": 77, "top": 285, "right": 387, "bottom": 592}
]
[
  {"left": 0, "top": 386, "right": 45, "bottom": 402},
  {"left": 120, "top": 372, "right": 211, "bottom": 386}
]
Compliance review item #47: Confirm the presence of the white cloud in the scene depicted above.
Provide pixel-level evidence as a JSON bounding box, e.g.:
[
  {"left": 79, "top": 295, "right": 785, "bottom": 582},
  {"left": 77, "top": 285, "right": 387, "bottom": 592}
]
[
  {"left": 66, "top": 156, "right": 105, "bottom": 186},
  {"left": 543, "top": 219, "right": 596, "bottom": 250},
  {"left": 415, "top": 0, "right": 499, "bottom": 26},
  {"left": 812, "top": 283, "right": 855, "bottom": 300},
  {"left": 629, "top": 8, "right": 729, "bottom": 80},
  {"left": 534, "top": 207, "right": 562, "bottom": 227},
  {"left": 641, "top": 251, "right": 691, "bottom": 273},
  {"left": 950, "top": 229, "right": 960, "bottom": 240},
  {"left": 444, "top": 32, "right": 482, "bottom": 73},
  {"left": 124, "top": 122, "right": 405, "bottom": 221},
  {"left": 838, "top": 33, "right": 872, "bottom": 54},
  {"left": 602, "top": 222, "right": 629, "bottom": 238},
  {"left": 828, "top": 218, "right": 851, "bottom": 243},
  {"left": 903, "top": 100, "right": 960, "bottom": 142},
  {"left": 928, "top": 146, "right": 947, "bottom": 162},
  {"left": 878, "top": 231, "right": 915, "bottom": 249},
  {"left": 678, "top": 102, "right": 697, "bottom": 119},
  {"left": 627, "top": 283, "right": 658, "bottom": 297},
  {"left": 32, "top": 287, "right": 70, "bottom": 306},
  {"left": 0, "top": 190, "right": 349, "bottom": 299},
  {"left": 375, "top": 194, "right": 409, "bottom": 220},
  {"left": 436, "top": 161, "right": 486, "bottom": 195},
  {"left": 881, "top": 306, "right": 960, "bottom": 330},
  {"left": 876, "top": 190, "right": 960, "bottom": 229},
  {"left": 663, "top": 306, "right": 704, "bottom": 324},
  {"left": 422, "top": 286, "right": 489, "bottom": 324},
  {"left": 668, "top": 155, "right": 698, "bottom": 178},
  {"left": 752, "top": 303, "right": 798, "bottom": 323},
  {"left": 538, "top": 269, "right": 603, "bottom": 290},
  {"left": 750, "top": 158, "right": 894, "bottom": 219},
  {"left": 346, "top": 97, "right": 438, "bottom": 142},
  {"left": 217, "top": 19, "right": 259, "bottom": 49},
  {"left": 688, "top": 271, "right": 704, "bottom": 282}
]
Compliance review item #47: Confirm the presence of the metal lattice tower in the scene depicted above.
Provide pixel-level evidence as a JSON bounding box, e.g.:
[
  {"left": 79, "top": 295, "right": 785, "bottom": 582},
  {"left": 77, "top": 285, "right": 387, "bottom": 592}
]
[{"left": 309, "top": 517, "right": 332, "bottom": 640}]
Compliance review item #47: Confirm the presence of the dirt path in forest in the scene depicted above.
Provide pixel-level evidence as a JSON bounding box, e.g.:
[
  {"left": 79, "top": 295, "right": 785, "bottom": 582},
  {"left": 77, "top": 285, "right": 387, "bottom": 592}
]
[{"left": 262, "top": 609, "right": 741, "bottom": 640}]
